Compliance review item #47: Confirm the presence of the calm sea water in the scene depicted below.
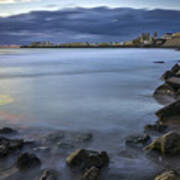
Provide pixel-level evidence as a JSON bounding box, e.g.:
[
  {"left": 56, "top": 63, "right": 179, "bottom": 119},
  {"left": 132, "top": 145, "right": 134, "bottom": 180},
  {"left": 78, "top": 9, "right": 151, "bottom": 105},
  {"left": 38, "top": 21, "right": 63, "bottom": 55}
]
[{"left": 0, "top": 48, "right": 180, "bottom": 179}]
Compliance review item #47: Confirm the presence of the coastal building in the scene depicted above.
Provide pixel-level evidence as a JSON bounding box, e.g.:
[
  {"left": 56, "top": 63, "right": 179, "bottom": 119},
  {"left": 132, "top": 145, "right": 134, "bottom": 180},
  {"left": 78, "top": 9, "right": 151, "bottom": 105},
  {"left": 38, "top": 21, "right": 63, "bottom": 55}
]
[
  {"left": 162, "top": 32, "right": 180, "bottom": 47},
  {"left": 162, "top": 33, "right": 173, "bottom": 40}
]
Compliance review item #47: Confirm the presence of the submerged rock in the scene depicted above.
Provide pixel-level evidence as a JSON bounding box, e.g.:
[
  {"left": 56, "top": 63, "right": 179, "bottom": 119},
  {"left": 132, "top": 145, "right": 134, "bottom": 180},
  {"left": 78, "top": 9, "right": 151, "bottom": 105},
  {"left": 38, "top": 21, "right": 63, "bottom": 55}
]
[
  {"left": 17, "top": 153, "right": 41, "bottom": 170},
  {"left": 81, "top": 167, "right": 100, "bottom": 180},
  {"left": 125, "top": 134, "right": 151, "bottom": 147},
  {"left": 144, "top": 132, "right": 180, "bottom": 155},
  {"left": 39, "top": 169, "right": 57, "bottom": 180},
  {"left": 153, "top": 61, "right": 165, "bottom": 64},
  {"left": 66, "top": 149, "right": 109, "bottom": 170},
  {"left": 154, "top": 170, "right": 180, "bottom": 180},
  {"left": 156, "top": 100, "right": 180, "bottom": 124},
  {"left": 0, "top": 137, "right": 24, "bottom": 157},
  {"left": 0, "top": 127, "right": 17, "bottom": 134}
]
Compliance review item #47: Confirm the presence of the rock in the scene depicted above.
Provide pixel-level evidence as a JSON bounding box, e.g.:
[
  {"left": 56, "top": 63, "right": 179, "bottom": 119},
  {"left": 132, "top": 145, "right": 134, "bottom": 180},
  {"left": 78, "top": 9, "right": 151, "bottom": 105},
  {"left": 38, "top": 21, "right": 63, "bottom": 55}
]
[
  {"left": 66, "top": 149, "right": 109, "bottom": 170},
  {"left": 125, "top": 134, "right": 151, "bottom": 147},
  {"left": 0, "top": 137, "right": 24, "bottom": 157},
  {"left": 0, "top": 127, "right": 17, "bottom": 134},
  {"left": 39, "top": 169, "right": 57, "bottom": 180},
  {"left": 161, "top": 64, "right": 180, "bottom": 80},
  {"left": 154, "top": 83, "right": 176, "bottom": 98},
  {"left": 17, "top": 153, "right": 41, "bottom": 170},
  {"left": 144, "top": 123, "right": 168, "bottom": 133},
  {"left": 156, "top": 100, "right": 180, "bottom": 124},
  {"left": 153, "top": 61, "right": 165, "bottom": 64},
  {"left": 81, "top": 167, "right": 100, "bottom": 180},
  {"left": 166, "top": 77, "right": 180, "bottom": 89},
  {"left": 154, "top": 170, "right": 180, "bottom": 180},
  {"left": 144, "top": 132, "right": 180, "bottom": 155}
]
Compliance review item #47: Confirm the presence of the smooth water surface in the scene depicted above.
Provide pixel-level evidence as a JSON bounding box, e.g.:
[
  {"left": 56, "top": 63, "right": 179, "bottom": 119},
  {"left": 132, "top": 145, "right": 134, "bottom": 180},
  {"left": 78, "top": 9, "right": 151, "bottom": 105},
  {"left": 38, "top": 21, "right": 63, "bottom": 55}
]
[{"left": 0, "top": 48, "right": 180, "bottom": 179}]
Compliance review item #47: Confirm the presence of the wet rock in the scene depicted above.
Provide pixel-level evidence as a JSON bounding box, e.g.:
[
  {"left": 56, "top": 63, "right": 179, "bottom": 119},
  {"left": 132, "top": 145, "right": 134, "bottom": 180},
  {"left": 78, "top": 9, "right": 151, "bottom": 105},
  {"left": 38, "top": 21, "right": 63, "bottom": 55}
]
[
  {"left": 153, "top": 61, "right": 165, "bottom": 64},
  {"left": 81, "top": 167, "right": 100, "bottom": 180},
  {"left": 156, "top": 100, "right": 180, "bottom": 124},
  {"left": 161, "top": 64, "right": 180, "bottom": 80},
  {"left": 0, "top": 127, "right": 17, "bottom": 134},
  {"left": 154, "top": 170, "right": 180, "bottom": 180},
  {"left": 0, "top": 137, "right": 24, "bottom": 157},
  {"left": 125, "top": 134, "right": 151, "bottom": 147},
  {"left": 144, "top": 123, "right": 168, "bottom": 133},
  {"left": 17, "top": 153, "right": 41, "bottom": 170},
  {"left": 166, "top": 77, "right": 180, "bottom": 89},
  {"left": 39, "top": 169, "right": 57, "bottom": 180},
  {"left": 144, "top": 132, "right": 180, "bottom": 155},
  {"left": 154, "top": 83, "right": 176, "bottom": 98},
  {"left": 66, "top": 149, "right": 109, "bottom": 170}
]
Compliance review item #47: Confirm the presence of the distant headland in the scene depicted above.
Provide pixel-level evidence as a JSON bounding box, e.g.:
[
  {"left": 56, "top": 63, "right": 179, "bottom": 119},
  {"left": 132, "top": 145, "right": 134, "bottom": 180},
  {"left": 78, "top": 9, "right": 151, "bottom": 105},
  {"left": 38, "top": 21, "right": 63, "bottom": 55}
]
[{"left": 1, "top": 32, "right": 180, "bottom": 49}]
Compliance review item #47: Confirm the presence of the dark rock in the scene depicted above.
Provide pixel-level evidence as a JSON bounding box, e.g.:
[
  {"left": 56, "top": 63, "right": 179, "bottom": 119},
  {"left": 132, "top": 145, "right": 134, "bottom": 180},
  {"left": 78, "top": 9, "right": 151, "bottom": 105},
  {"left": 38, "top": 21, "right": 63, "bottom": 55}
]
[
  {"left": 154, "top": 170, "right": 180, "bottom": 180},
  {"left": 125, "top": 134, "right": 151, "bottom": 147},
  {"left": 156, "top": 100, "right": 180, "bottom": 124},
  {"left": 17, "top": 153, "right": 41, "bottom": 170},
  {"left": 144, "top": 132, "right": 180, "bottom": 155},
  {"left": 153, "top": 61, "right": 165, "bottom": 64},
  {"left": 166, "top": 77, "right": 180, "bottom": 89},
  {"left": 0, "top": 127, "right": 17, "bottom": 134},
  {"left": 154, "top": 83, "right": 176, "bottom": 98},
  {"left": 39, "top": 169, "right": 57, "bottom": 180},
  {"left": 161, "top": 64, "right": 180, "bottom": 80},
  {"left": 81, "top": 167, "right": 100, "bottom": 180},
  {"left": 0, "top": 137, "right": 24, "bottom": 157},
  {"left": 144, "top": 123, "right": 168, "bottom": 133},
  {"left": 66, "top": 149, "right": 109, "bottom": 170}
]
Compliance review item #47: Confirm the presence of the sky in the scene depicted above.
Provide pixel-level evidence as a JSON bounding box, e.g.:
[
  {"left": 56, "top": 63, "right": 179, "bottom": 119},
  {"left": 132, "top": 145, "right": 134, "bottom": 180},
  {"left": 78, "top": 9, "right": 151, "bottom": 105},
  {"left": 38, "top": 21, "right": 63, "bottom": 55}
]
[
  {"left": 0, "top": 0, "right": 180, "bottom": 44},
  {"left": 0, "top": 0, "right": 180, "bottom": 17}
]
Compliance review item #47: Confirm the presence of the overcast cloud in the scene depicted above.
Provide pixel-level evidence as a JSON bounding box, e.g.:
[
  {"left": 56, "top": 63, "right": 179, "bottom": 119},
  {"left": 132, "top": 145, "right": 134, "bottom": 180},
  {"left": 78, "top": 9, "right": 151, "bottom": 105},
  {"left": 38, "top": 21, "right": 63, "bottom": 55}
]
[{"left": 0, "top": 7, "right": 180, "bottom": 44}]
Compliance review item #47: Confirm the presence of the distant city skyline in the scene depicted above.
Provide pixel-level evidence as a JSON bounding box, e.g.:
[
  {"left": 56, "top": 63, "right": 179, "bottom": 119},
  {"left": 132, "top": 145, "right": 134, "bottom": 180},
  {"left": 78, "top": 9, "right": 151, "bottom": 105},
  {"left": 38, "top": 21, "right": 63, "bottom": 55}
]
[{"left": 0, "top": 0, "right": 180, "bottom": 17}]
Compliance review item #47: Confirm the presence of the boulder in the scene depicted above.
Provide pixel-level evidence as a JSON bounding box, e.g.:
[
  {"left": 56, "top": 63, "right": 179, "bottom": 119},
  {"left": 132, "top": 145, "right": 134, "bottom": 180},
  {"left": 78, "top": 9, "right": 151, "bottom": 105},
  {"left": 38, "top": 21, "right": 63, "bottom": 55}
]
[
  {"left": 66, "top": 149, "right": 109, "bottom": 170},
  {"left": 17, "top": 153, "right": 41, "bottom": 170},
  {"left": 154, "top": 170, "right": 180, "bottom": 180},
  {"left": 39, "top": 169, "right": 57, "bottom": 180},
  {"left": 81, "top": 167, "right": 100, "bottom": 180},
  {"left": 144, "top": 132, "right": 180, "bottom": 155},
  {"left": 125, "top": 134, "right": 151, "bottom": 147},
  {"left": 156, "top": 100, "right": 180, "bottom": 124}
]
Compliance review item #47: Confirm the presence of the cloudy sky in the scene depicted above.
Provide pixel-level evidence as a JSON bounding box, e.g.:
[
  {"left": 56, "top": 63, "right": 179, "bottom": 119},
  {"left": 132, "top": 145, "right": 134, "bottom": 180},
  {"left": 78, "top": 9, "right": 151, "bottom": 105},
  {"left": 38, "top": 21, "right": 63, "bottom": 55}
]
[{"left": 0, "top": 0, "right": 180, "bottom": 44}]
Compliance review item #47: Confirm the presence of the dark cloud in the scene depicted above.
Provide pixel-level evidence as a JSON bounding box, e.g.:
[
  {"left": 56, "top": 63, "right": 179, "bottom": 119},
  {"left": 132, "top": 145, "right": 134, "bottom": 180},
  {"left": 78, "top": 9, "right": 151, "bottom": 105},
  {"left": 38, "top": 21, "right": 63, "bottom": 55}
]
[{"left": 1, "top": 7, "right": 180, "bottom": 44}]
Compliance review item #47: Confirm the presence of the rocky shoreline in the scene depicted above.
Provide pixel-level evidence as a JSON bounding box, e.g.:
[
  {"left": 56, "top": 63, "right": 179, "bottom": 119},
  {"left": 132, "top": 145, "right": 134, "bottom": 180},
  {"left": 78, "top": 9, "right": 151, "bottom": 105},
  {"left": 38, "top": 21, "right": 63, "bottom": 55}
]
[{"left": 1, "top": 64, "right": 180, "bottom": 179}]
